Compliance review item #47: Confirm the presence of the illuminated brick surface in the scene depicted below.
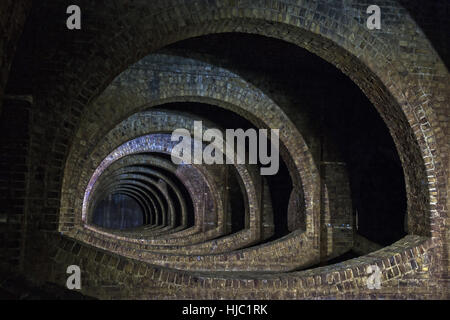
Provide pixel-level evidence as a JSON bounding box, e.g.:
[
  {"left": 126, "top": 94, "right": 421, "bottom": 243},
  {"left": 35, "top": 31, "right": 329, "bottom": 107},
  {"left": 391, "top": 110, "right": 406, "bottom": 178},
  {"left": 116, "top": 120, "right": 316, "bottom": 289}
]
[{"left": 0, "top": 0, "right": 448, "bottom": 299}]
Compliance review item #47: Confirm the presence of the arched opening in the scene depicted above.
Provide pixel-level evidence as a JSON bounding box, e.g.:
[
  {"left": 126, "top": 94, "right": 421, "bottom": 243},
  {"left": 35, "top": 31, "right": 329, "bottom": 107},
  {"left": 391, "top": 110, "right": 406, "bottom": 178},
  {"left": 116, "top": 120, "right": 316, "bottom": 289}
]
[
  {"left": 1, "top": 0, "right": 444, "bottom": 300},
  {"left": 160, "top": 32, "right": 408, "bottom": 249},
  {"left": 153, "top": 101, "right": 295, "bottom": 239},
  {"left": 92, "top": 193, "right": 144, "bottom": 230}
]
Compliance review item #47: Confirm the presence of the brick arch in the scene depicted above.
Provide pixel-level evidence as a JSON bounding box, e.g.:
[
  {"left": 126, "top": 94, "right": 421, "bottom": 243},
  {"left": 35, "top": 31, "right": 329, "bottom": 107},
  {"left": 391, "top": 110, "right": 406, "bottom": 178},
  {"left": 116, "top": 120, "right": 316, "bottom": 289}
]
[
  {"left": 82, "top": 154, "right": 225, "bottom": 246},
  {"left": 93, "top": 190, "right": 150, "bottom": 225},
  {"left": 65, "top": 109, "right": 260, "bottom": 238},
  {"left": 45, "top": 2, "right": 445, "bottom": 242},
  {"left": 89, "top": 176, "right": 176, "bottom": 231},
  {"left": 61, "top": 56, "right": 318, "bottom": 248},
  {"left": 91, "top": 166, "right": 189, "bottom": 230},
  {"left": 24, "top": 0, "right": 447, "bottom": 296},
  {"left": 93, "top": 184, "right": 162, "bottom": 227},
  {"left": 62, "top": 104, "right": 320, "bottom": 268},
  {"left": 79, "top": 133, "right": 267, "bottom": 257}
]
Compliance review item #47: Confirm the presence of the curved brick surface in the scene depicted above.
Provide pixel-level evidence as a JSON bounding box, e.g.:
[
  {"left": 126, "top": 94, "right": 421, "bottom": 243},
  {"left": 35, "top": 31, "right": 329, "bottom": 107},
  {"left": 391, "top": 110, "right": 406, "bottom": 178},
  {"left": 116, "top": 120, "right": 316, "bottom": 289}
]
[{"left": 0, "top": 0, "right": 447, "bottom": 299}]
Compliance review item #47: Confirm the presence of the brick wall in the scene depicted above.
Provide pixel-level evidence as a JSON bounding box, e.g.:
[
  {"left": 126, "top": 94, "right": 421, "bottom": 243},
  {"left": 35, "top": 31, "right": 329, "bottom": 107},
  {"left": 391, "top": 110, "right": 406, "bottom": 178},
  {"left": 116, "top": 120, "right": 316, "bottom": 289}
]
[
  {"left": 0, "top": 0, "right": 446, "bottom": 298},
  {"left": 0, "top": 0, "right": 31, "bottom": 114},
  {"left": 0, "top": 96, "right": 32, "bottom": 269}
]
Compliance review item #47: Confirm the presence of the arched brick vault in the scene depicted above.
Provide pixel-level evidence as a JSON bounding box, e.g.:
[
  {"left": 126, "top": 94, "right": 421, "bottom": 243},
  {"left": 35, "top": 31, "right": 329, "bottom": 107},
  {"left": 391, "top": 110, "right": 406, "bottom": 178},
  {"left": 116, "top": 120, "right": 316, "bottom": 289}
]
[
  {"left": 80, "top": 133, "right": 261, "bottom": 239},
  {"left": 35, "top": 1, "right": 445, "bottom": 235},
  {"left": 60, "top": 57, "right": 316, "bottom": 247},
  {"left": 84, "top": 154, "right": 225, "bottom": 244},
  {"left": 57, "top": 87, "right": 314, "bottom": 270},
  {"left": 3, "top": 0, "right": 445, "bottom": 298},
  {"left": 83, "top": 147, "right": 240, "bottom": 244},
  {"left": 90, "top": 167, "right": 189, "bottom": 228},
  {"left": 57, "top": 62, "right": 324, "bottom": 268},
  {"left": 69, "top": 110, "right": 256, "bottom": 232},
  {"left": 70, "top": 125, "right": 298, "bottom": 265},
  {"left": 91, "top": 177, "right": 175, "bottom": 229}
]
